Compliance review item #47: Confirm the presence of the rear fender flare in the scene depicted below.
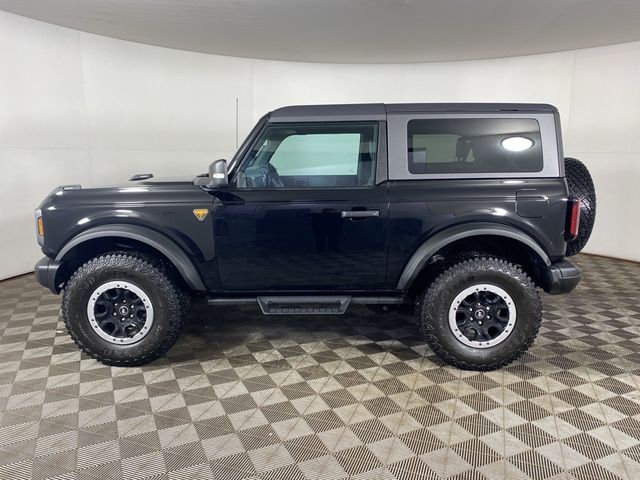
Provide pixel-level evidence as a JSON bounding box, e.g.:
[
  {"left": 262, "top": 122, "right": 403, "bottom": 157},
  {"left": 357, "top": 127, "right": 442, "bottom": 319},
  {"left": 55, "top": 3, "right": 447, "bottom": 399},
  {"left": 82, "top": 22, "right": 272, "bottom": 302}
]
[
  {"left": 396, "top": 222, "right": 551, "bottom": 290},
  {"left": 55, "top": 224, "right": 206, "bottom": 291}
]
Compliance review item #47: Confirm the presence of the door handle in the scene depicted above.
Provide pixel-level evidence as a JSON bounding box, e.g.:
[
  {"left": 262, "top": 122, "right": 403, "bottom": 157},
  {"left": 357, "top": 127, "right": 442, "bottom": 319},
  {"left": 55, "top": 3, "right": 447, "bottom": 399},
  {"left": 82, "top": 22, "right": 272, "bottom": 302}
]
[{"left": 341, "top": 210, "right": 380, "bottom": 218}]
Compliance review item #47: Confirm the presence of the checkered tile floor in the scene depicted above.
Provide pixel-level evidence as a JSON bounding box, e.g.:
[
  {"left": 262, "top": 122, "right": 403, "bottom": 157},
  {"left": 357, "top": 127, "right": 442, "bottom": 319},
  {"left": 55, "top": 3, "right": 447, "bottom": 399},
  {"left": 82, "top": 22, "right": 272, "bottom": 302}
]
[{"left": 1, "top": 254, "right": 639, "bottom": 479}]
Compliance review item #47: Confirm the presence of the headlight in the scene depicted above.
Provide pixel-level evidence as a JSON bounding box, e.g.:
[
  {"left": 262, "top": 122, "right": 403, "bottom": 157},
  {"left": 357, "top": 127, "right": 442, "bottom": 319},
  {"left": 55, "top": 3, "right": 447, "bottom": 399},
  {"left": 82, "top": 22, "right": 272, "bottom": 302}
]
[{"left": 34, "top": 209, "right": 44, "bottom": 246}]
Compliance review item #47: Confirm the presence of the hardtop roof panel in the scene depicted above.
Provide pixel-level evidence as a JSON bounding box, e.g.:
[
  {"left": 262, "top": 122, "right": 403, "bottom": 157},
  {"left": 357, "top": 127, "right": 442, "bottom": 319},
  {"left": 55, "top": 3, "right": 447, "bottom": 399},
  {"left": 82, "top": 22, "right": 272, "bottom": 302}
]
[{"left": 269, "top": 103, "right": 557, "bottom": 122}]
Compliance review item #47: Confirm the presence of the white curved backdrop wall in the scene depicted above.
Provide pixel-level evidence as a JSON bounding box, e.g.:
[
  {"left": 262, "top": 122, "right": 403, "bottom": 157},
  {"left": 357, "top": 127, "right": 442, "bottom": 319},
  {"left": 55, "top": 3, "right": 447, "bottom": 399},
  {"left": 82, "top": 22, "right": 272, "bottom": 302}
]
[{"left": 1, "top": 10, "right": 639, "bottom": 280}]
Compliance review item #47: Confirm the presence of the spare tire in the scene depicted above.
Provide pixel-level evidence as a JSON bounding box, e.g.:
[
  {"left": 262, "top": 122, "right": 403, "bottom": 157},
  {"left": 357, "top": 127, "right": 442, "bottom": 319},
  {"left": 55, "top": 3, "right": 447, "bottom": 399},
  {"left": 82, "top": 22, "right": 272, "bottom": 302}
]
[{"left": 564, "top": 157, "right": 596, "bottom": 256}]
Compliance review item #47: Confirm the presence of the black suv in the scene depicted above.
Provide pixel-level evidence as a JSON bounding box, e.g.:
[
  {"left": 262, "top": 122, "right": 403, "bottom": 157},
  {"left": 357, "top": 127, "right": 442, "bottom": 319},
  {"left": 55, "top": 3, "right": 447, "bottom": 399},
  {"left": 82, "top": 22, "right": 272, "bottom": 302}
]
[{"left": 34, "top": 103, "right": 596, "bottom": 371}]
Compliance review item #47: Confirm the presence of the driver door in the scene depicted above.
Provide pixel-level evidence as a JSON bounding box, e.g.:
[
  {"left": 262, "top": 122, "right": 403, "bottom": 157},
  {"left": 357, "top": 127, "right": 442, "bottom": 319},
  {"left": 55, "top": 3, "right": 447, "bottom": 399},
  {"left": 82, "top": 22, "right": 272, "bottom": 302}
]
[{"left": 212, "top": 121, "right": 389, "bottom": 291}]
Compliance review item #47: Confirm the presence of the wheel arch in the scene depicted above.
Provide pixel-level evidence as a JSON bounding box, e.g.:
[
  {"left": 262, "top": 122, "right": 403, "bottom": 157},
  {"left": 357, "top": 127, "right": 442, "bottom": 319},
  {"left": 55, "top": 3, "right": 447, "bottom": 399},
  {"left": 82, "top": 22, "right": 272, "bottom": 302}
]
[
  {"left": 398, "top": 222, "right": 551, "bottom": 295},
  {"left": 55, "top": 225, "right": 206, "bottom": 292}
]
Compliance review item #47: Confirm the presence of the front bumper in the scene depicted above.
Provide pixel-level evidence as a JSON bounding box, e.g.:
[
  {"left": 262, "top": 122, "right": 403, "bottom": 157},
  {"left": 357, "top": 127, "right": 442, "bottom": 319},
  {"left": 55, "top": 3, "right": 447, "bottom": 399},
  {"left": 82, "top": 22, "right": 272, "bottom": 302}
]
[
  {"left": 35, "top": 257, "right": 62, "bottom": 294},
  {"left": 543, "top": 260, "right": 581, "bottom": 295}
]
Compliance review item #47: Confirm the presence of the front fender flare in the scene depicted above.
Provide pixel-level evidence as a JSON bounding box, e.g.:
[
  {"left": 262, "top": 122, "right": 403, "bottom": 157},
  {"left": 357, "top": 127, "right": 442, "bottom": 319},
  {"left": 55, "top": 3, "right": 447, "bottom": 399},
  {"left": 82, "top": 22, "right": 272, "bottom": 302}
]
[
  {"left": 396, "top": 222, "right": 551, "bottom": 290},
  {"left": 55, "top": 224, "right": 206, "bottom": 291}
]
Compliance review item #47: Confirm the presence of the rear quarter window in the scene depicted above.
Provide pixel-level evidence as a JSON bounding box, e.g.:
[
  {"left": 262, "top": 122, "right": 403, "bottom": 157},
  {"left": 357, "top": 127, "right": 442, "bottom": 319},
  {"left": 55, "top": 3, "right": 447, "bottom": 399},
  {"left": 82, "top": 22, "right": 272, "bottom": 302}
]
[{"left": 407, "top": 118, "right": 543, "bottom": 174}]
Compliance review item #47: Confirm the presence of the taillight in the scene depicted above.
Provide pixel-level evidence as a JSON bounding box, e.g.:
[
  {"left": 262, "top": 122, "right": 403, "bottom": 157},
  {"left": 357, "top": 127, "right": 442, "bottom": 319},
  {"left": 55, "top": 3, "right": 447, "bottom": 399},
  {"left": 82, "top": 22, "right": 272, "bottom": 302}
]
[{"left": 565, "top": 197, "right": 580, "bottom": 241}]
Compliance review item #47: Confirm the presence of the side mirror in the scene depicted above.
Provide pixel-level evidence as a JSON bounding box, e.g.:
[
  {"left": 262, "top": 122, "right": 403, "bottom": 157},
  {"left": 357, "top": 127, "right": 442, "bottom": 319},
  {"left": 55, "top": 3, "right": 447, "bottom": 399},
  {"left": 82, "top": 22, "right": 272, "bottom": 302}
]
[{"left": 207, "top": 159, "right": 228, "bottom": 188}]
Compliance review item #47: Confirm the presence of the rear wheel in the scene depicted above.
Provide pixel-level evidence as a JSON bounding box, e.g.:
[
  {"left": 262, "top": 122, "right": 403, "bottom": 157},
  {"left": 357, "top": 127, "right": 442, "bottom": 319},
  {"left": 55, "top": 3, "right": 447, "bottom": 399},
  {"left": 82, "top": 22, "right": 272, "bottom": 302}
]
[
  {"left": 417, "top": 257, "right": 541, "bottom": 370},
  {"left": 564, "top": 157, "right": 596, "bottom": 256},
  {"left": 62, "top": 253, "right": 184, "bottom": 366}
]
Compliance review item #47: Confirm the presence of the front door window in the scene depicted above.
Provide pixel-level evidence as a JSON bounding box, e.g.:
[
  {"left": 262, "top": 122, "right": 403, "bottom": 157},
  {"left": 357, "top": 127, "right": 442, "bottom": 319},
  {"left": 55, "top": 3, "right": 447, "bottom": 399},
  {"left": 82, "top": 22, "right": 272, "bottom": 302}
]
[{"left": 236, "top": 123, "right": 378, "bottom": 189}]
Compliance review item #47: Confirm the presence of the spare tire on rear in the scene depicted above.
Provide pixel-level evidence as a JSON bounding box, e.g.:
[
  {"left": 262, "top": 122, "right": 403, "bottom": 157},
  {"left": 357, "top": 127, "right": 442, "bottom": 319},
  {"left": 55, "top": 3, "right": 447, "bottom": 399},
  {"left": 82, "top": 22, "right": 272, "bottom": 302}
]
[{"left": 564, "top": 157, "right": 596, "bottom": 256}]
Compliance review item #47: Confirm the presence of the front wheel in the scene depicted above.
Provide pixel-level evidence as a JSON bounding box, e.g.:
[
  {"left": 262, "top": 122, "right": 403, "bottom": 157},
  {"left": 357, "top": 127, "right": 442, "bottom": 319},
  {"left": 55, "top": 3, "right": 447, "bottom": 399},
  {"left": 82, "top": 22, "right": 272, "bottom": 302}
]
[
  {"left": 62, "top": 253, "right": 184, "bottom": 366},
  {"left": 417, "top": 258, "right": 541, "bottom": 371}
]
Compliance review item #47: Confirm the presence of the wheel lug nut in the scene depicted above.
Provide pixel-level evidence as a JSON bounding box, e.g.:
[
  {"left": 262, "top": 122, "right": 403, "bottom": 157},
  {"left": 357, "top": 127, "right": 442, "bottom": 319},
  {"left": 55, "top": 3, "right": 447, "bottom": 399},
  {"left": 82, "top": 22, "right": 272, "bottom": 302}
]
[
  {"left": 486, "top": 306, "right": 490, "bottom": 310},
  {"left": 113, "top": 312, "right": 117, "bottom": 316},
  {"left": 130, "top": 314, "right": 134, "bottom": 318}
]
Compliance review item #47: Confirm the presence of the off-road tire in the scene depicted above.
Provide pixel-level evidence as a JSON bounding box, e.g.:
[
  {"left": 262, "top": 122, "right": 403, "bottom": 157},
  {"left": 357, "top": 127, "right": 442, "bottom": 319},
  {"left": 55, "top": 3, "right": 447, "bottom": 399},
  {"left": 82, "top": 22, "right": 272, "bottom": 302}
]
[
  {"left": 61, "top": 253, "right": 184, "bottom": 366},
  {"left": 131, "top": 250, "right": 192, "bottom": 318},
  {"left": 417, "top": 257, "right": 542, "bottom": 371},
  {"left": 564, "top": 157, "right": 596, "bottom": 256}
]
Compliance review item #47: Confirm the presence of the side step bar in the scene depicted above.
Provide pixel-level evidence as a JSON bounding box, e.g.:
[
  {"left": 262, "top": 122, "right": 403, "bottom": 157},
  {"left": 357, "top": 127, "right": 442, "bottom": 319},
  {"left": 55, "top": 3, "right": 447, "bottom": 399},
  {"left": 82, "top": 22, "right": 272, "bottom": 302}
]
[
  {"left": 258, "top": 296, "right": 350, "bottom": 315},
  {"left": 208, "top": 295, "right": 405, "bottom": 314}
]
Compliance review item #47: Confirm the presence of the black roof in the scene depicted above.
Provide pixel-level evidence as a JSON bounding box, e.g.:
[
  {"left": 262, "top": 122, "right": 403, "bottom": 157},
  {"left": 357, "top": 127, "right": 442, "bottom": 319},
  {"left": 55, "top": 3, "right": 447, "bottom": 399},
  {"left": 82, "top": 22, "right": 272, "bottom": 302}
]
[{"left": 269, "top": 103, "right": 557, "bottom": 122}]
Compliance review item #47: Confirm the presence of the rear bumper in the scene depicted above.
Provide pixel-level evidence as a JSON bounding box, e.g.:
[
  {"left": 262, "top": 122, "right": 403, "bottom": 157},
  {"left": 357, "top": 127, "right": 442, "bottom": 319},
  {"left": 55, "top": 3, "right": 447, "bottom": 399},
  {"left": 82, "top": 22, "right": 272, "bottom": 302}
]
[
  {"left": 543, "top": 260, "right": 581, "bottom": 295},
  {"left": 34, "top": 257, "right": 62, "bottom": 294}
]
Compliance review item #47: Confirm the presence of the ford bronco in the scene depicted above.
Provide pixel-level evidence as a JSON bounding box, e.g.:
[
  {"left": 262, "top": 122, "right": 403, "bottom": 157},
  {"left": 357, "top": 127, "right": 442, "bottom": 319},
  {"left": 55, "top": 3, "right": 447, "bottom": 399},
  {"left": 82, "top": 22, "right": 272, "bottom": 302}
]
[{"left": 34, "top": 103, "right": 596, "bottom": 370}]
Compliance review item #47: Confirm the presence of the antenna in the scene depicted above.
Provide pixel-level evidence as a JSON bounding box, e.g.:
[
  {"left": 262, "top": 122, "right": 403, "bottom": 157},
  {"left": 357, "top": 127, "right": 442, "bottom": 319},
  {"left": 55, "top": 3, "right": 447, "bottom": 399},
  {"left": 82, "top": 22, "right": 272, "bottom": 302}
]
[{"left": 235, "top": 98, "right": 239, "bottom": 149}]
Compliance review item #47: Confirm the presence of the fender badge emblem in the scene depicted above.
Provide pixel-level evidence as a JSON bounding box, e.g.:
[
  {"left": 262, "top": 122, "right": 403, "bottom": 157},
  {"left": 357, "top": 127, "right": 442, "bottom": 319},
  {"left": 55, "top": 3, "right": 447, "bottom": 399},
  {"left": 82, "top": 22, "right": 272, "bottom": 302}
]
[{"left": 193, "top": 209, "right": 209, "bottom": 221}]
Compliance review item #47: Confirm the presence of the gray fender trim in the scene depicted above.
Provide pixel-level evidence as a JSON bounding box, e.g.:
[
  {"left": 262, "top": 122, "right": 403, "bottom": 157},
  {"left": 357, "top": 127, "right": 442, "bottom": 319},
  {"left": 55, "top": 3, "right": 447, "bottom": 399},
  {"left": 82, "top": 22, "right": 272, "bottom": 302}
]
[
  {"left": 396, "top": 222, "right": 551, "bottom": 290},
  {"left": 55, "top": 225, "right": 206, "bottom": 291}
]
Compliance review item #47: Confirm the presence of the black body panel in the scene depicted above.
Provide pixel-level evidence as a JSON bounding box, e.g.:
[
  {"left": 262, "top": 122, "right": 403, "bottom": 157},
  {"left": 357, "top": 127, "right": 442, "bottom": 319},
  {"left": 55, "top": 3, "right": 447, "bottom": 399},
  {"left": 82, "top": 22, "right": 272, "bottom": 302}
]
[
  {"left": 38, "top": 181, "right": 219, "bottom": 290},
  {"left": 210, "top": 187, "right": 389, "bottom": 290},
  {"left": 386, "top": 177, "right": 568, "bottom": 286}
]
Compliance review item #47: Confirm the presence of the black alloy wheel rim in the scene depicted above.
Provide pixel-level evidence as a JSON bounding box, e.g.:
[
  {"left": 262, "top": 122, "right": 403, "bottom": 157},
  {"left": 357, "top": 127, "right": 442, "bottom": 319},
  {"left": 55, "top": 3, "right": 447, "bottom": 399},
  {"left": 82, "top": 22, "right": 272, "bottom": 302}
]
[
  {"left": 86, "top": 281, "right": 154, "bottom": 345},
  {"left": 448, "top": 284, "right": 516, "bottom": 348}
]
